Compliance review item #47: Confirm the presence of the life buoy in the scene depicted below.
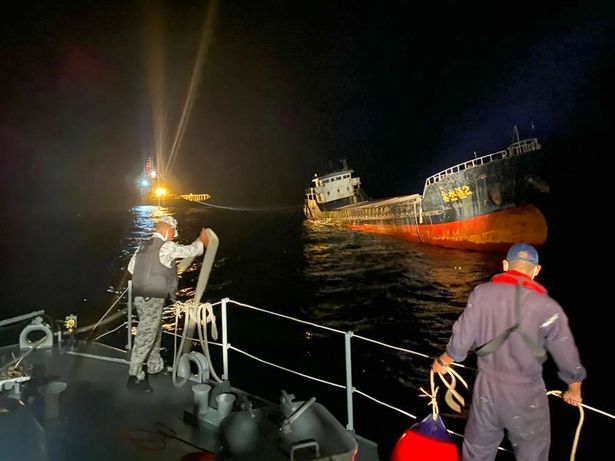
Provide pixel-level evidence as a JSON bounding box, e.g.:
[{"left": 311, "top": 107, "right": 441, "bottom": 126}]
[{"left": 391, "top": 414, "right": 459, "bottom": 461}]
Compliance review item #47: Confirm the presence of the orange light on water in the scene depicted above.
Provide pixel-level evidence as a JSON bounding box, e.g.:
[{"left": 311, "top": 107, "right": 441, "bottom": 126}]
[{"left": 154, "top": 186, "right": 168, "bottom": 197}]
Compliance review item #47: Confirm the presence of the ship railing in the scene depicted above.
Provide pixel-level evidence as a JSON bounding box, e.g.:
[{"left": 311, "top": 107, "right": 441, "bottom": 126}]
[
  {"left": 158, "top": 297, "right": 615, "bottom": 455},
  {"left": 154, "top": 297, "right": 495, "bottom": 448},
  {"left": 424, "top": 138, "right": 541, "bottom": 187},
  {"left": 74, "top": 289, "right": 614, "bottom": 454},
  {"left": 177, "top": 193, "right": 212, "bottom": 202}
]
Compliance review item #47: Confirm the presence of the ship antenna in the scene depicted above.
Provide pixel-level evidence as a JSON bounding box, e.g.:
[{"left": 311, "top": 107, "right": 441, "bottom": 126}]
[{"left": 513, "top": 125, "right": 520, "bottom": 143}]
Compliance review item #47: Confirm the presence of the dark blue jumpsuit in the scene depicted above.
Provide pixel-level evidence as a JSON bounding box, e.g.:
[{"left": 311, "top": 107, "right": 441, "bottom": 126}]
[{"left": 446, "top": 271, "right": 586, "bottom": 461}]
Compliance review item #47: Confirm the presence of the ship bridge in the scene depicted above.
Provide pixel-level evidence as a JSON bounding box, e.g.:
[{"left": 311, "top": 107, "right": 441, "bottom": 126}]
[{"left": 310, "top": 169, "right": 361, "bottom": 205}]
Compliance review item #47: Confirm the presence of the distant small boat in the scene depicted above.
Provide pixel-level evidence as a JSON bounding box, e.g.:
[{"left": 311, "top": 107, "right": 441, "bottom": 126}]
[
  {"left": 304, "top": 131, "right": 549, "bottom": 252},
  {"left": 136, "top": 156, "right": 211, "bottom": 206}
]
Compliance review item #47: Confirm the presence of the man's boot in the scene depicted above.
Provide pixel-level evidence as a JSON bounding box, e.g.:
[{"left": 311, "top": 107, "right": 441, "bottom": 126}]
[{"left": 126, "top": 375, "right": 153, "bottom": 392}]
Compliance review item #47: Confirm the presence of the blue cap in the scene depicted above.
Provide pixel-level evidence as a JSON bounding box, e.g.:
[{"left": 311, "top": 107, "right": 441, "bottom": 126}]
[{"left": 506, "top": 243, "right": 539, "bottom": 264}]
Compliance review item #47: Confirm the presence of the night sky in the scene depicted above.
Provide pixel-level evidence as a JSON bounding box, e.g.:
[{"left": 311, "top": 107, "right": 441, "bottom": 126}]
[{"left": 1, "top": 1, "right": 614, "bottom": 212}]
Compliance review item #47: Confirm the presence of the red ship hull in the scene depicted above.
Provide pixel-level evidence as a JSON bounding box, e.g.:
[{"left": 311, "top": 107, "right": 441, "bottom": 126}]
[{"left": 347, "top": 204, "right": 547, "bottom": 252}]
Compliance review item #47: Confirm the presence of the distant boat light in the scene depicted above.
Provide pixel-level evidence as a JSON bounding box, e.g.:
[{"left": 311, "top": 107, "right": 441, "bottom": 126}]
[
  {"left": 141, "top": 179, "right": 150, "bottom": 187},
  {"left": 150, "top": 170, "right": 157, "bottom": 179}
]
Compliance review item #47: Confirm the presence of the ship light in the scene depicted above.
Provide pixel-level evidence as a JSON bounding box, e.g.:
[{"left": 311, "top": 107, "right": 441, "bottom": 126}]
[
  {"left": 150, "top": 170, "right": 157, "bottom": 179},
  {"left": 155, "top": 186, "right": 168, "bottom": 197},
  {"left": 64, "top": 315, "right": 77, "bottom": 334},
  {"left": 141, "top": 179, "right": 150, "bottom": 187}
]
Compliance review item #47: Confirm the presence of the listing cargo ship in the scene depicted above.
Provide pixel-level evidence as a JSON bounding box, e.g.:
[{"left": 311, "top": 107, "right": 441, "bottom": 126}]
[{"left": 304, "top": 136, "right": 549, "bottom": 252}]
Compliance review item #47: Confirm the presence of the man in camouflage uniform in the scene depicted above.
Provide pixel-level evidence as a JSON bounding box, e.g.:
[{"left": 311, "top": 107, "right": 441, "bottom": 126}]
[{"left": 127, "top": 215, "right": 209, "bottom": 392}]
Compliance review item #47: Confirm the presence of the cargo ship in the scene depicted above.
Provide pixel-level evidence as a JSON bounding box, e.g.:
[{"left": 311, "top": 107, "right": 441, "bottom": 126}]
[{"left": 304, "top": 135, "right": 549, "bottom": 252}]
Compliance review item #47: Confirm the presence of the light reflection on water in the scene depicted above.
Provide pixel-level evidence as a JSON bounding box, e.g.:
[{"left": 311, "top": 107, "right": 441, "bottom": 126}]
[{"left": 302, "top": 221, "right": 498, "bottom": 339}]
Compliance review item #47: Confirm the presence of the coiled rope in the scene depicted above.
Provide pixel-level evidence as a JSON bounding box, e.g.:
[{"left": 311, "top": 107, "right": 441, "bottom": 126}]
[
  {"left": 171, "top": 300, "right": 222, "bottom": 387},
  {"left": 425, "top": 365, "right": 587, "bottom": 460},
  {"left": 420, "top": 368, "right": 469, "bottom": 420}
]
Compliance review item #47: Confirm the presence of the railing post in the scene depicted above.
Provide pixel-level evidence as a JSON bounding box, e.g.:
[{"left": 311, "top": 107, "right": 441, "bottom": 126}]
[
  {"left": 344, "top": 331, "right": 354, "bottom": 432},
  {"left": 222, "top": 297, "right": 229, "bottom": 380},
  {"left": 127, "top": 281, "right": 133, "bottom": 351}
]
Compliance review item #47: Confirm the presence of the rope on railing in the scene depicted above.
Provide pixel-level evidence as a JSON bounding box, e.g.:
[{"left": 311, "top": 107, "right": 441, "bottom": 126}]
[
  {"left": 162, "top": 329, "right": 223, "bottom": 347},
  {"left": 228, "top": 344, "right": 346, "bottom": 389},
  {"left": 228, "top": 300, "right": 346, "bottom": 335},
  {"left": 353, "top": 334, "right": 473, "bottom": 370},
  {"left": 354, "top": 389, "right": 417, "bottom": 419},
  {"left": 94, "top": 322, "right": 128, "bottom": 341},
  {"left": 84, "top": 286, "right": 129, "bottom": 337}
]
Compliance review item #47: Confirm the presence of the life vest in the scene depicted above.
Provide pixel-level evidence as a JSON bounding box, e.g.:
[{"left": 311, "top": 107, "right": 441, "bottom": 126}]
[
  {"left": 475, "top": 272, "right": 547, "bottom": 362},
  {"left": 132, "top": 238, "right": 178, "bottom": 300}
]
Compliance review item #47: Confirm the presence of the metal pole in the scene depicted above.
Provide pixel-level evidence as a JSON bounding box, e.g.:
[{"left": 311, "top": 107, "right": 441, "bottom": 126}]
[
  {"left": 344, "top": 331, "right": 354, "bottom": 432},
  {"left": 222, "top": 297, "right": 229, "bottom": 380},
  {"left": 127, "top": 281, "right": 133, "bottom": 351},
  {"left": 0, "top": 310, "right": 45, "bottom": 327}
]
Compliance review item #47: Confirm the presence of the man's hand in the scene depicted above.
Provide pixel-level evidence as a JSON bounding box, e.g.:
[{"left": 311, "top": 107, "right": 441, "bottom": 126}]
[
  {"left": 562, "top": 382, "right": 582, "bottom": 407},
  {"left": 199, "top": 228, "right": 209, "bottom": 246},
  {"left": 431, "top": 353, "right": 453, "bottom": 375}
]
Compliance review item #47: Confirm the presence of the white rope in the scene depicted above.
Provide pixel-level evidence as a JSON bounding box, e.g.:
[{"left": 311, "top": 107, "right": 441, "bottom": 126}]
[
  {"left": 354, "top": 389, "right": 417, "bottom": 419},
  {"left": 436, "top": 367, "right": 469, "bottom": 413},
  {"left": 223, "top": 299, "right": 614, "bottom": 423},
  {"left": 171, "top": 300, "right": 223, "bottom": 387},
  {"left": 229, "top": 299, "right": 473, "bottom": 370},
  {"left": 559, "top": 400, "right": 615, "bottom": 420},
  {"left": 171, "top": 302, "right": 189, "bottom": 388},
  {"left": 355, "top": 387, "right": 512, "bottom": 453},
  {"left": 228, "top": 345, "right": 346, "bottom": 389},
  {"left": 354, "top": 333, "right": 431, "bottom": 359},
  {"left": 162, "top": 329, "right": 223, "bottom": 347},
  {"left": 87, "top": 287, "right": 128, "bottom": 338},
  {"left": 547, "top": 390, "right": 584, "bottom": 461},
  {"left": 195, "top": 301, "right": 222, "bottom": 382},
  {"left": 418, "top": 370, "right": 439, "bottom": 420},
  {"left": 94, "top": 322, "right": 128, "bottom": 341},
  {"left": 354, "top": 333, "right": 472, "bottom": 370},
  {"left": 194, "top": 200, "right": 301, "bottom": 212},
  {"left": 228, "top": 300, "right": 346, "bottom": 335}
]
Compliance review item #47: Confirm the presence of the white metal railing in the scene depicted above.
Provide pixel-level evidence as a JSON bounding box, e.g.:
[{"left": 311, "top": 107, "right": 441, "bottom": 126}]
[
  {"left": 424, "top": 138, "right": 541, "bottom": 187},
  {"left": 218, "top": 298, "right": 463, "bottom": 435},
  {"left": 81, "top": 287, "right": 615, "bottom": 427},
  {"left": 6, "top": 268, "right": 614, "bottom": 458},
  {"left": 111, "top": 293, "right": 615, "bottom": 427},
  {"left": 190, "top": 297, "right": 615, "bottom": 456},
  {"left": 10, "top": 288, "right": 615, "bottom": 458}
]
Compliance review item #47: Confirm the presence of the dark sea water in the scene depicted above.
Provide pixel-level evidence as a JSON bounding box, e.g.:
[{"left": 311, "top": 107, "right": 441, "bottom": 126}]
[{"left": 2, "top": 199, "right": 612, "bottom": 460}]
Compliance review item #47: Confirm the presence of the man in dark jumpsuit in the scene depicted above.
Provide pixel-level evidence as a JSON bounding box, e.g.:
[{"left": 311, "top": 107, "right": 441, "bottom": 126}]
[
  {"left": 127, "top": 216, "right": 209, "bottom": 392},
  {"left": 432, "top": 243, "right": 586, "bottom": 461}
]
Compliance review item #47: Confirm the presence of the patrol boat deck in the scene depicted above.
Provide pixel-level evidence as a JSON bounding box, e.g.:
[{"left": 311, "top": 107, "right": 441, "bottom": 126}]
[
  {"left": 1, "top": 337, "right": 379, "bottom": 461},
  {"left": 2, "top": 228, "right": 384, "bottom": 460}
]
